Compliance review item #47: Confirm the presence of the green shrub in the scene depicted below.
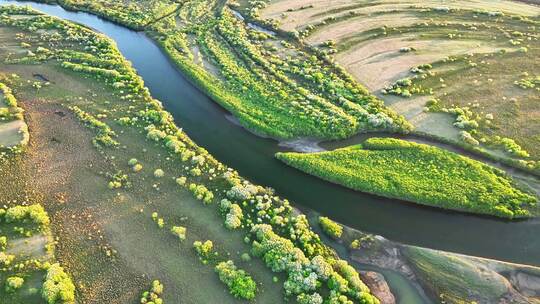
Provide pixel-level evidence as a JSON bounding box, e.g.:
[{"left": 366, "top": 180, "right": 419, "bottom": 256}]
[
  {"left": 215, "top": 260, "right": 257, "bottom": 300},
  {"left": 42, "top": 263, "right": 75, "bottom": 304},
  {"left": 171, "top": 226, "right": 186, "bottom": 241},
  {"left": 0, "top": 252, "right": 15, "bottom": 267},
  {"left": 193, "top": 240, "right": 214, "bottom": 263},
  {"left": 0, "top": 236, "right": 7, "bottom": 250},
  {"left": 3, "top": 204, "right": 50, "bottom": 228},
  {"left": 140, "top": 280, "right": 164, "bottom": 304},
  {"left": 5, "top": 276, "right": 24, "bottom": 293},
  {"left": 319, "top": 217, "right": 343, "bottom": 239}
]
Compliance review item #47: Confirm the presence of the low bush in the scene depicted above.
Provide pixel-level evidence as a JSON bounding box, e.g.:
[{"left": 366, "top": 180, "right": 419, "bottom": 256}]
[
  {"left": 319, "top": 217, "right": 343, "bottom": 239},
  {"left": 215, "top": 260, "right": 257, "bottom": 300},
  {"left": 42, "top": 263, "right": 76, "bottom": 304},
  {"left": 2, "top": 204, "right": 50, "bottom": 229},
  {"left": 70, "top": 106, "right": 118, "bottom": 148},
  {"left": 193, "top": 240, "right": 215, "bottom": 263},
  {"left": 0, "top": 235, "right": 6, "bottom": 250},
  {"left": 140, "top": 280, "right": 164, "bottom": 304},
  {"left": 0, "top": 252, "right": 15, "bottom": 267},
  {"left": 5, "top": 276, "right": 24, "bottom": 293},
  {"left": 171, "top": 226, "right": 186, "bottom": 241},
  {"left": 154, "top": 168, "right": 165, "bottom": 178}
]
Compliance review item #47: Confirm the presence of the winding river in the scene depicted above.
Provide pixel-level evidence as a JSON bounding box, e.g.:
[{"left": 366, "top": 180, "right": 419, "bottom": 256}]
[{"left": 1, "top": 1, "right": 539, "bottom": 301}]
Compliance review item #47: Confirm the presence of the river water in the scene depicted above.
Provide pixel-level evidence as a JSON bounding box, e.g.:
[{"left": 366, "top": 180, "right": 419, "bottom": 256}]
[{"left": 1, "top": 0, "right": 539, "bottom": 274}]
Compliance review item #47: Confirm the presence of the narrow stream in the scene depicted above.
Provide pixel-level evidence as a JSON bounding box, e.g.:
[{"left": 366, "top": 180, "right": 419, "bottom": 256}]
[{"left": 2, "top": 0, "right": 539, "bottom": 274}]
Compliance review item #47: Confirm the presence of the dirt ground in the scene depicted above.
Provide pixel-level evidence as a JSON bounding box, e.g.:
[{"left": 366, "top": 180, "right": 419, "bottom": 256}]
[{"left": 3, "top": 97, "right": 145, "bottom": 303}]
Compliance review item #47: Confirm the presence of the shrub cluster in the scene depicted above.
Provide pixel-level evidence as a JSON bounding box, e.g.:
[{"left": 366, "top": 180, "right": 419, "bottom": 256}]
[
  {"left": 0, "top": 235, "right": 6, "bottom": 251},
  {"left": 0, "top": 82, "right": 24, "bottom": 121},
  {"left": 220, "top": 199, "right": 243, "bottom": 229},
  {"left": 250, "top": 224, "right": 377, "bottom": 303},
  {"left": 515, "top": 75, "right": 540, "bottom": 90},
  {"left": 42, "top": 263, "right": 76, "bottom": 304},
  {"left": 140, "top": 280, "right": 164, "bottom": 304},
  {"left": 193, "top": 240, "right": 215, "bottom": 263},
  {"left": 70, "top": 106, "right": 118, "bottom": 148},
  {"left": 5, "top": 276, "right": 24, "bottom": 293},
  {"left": 171, "top": 226, "right": 186, "bottom": 241},
  {"left": 1, "top": 204, "right": 50, "bottom": 229},
  {"left": 490, "top": 136, "right": 530, "bottom": 158},
  {"left": 215, "top": 260, "right": 257, "bottom": 300},
  {"left": 319, "top": 217, "right": 343, "bottom": 239}
]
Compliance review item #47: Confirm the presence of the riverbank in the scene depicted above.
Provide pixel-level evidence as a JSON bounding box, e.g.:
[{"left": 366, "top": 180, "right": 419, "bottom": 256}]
[{"left": 305, "top": 210, "right": 540, "bottom": 304}]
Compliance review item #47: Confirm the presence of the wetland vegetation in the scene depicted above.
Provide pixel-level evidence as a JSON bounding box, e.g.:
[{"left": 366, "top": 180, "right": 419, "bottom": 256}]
[
  {"left": 0, "top": 0, "right": 539, "bottom": 303},
  {"left": 256, "top": 0, "right": 540, "bottom": 174},
  {"left": 0, "top": 4, "right": 380, "bottom": 303},
  {"left": 28, "top": 0, "right": 412, "bottom": 140},
  {"left": 278, "top": 138, "right": 537, "bottom": 218},
  {"left": 0, "top": 204, "right": 75, "bottom": 304}
]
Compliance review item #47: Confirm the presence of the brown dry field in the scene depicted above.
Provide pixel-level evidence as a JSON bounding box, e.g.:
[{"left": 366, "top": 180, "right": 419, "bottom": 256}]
[{"left": 261, "top": 0, "right": 540, "bottom": 31}]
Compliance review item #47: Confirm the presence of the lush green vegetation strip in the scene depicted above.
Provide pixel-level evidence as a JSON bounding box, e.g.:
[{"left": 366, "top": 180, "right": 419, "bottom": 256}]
[
  {"left": 32, "top": 0, "right": 411, "bottom": 140},
  {"left": 277, "top": 138, "right": 537, "bottom": 218}
]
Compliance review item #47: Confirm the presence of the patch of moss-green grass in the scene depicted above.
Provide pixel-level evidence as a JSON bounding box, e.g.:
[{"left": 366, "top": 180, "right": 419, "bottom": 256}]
[{"left": 277, "top": 137, "right": 537, "bottom": 218}]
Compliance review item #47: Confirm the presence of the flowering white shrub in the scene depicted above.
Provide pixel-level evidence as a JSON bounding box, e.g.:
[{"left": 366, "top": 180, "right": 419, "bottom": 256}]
[
  {"left": 460, "top": 131, "right": 479, "bottom": 145},
  {"left": 284, "top": 269, "right": 319, "bottom": 295},
  {"left": 227, "top": 183, "right": 259, "bottom": 201},
  {"left": 310, "top": 256, "right": 333, "bottom": 280},
  {"left": 225, "top": 204, "right": 243, "bottom": 229},
  {"left": 297, "top": 292, "right": 323, "bottom": 304}
]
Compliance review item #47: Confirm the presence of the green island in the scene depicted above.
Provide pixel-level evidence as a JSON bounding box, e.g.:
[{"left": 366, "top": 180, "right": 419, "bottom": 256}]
[
  {"left": 277, "top": 138, "right": 537, "bottom": 218},
  {"left": 0, "top": 0, "right": 539, "bottom": 303}
]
